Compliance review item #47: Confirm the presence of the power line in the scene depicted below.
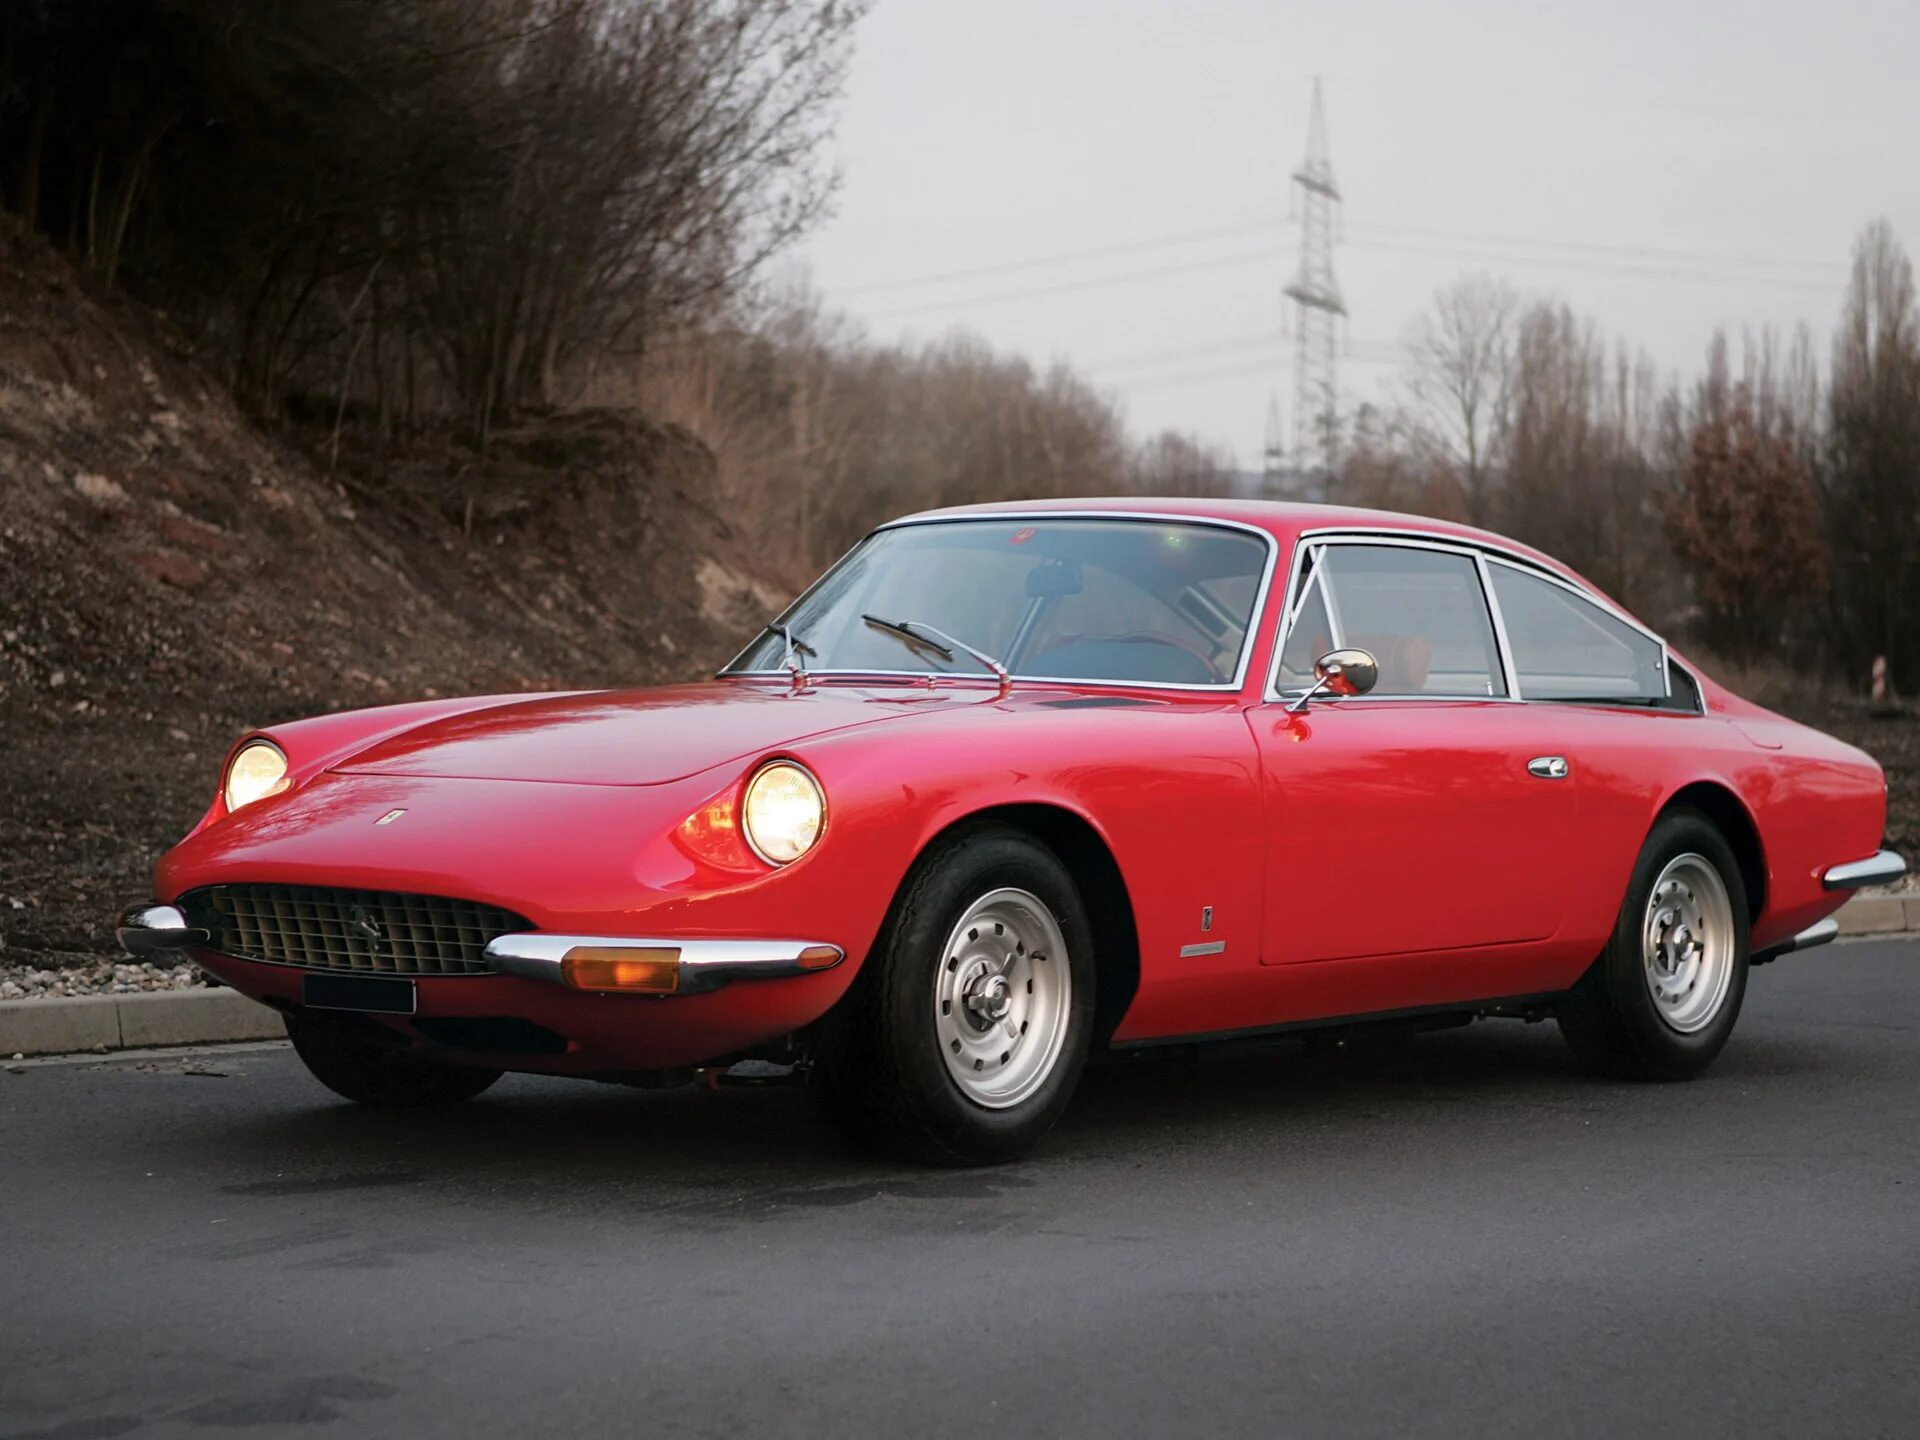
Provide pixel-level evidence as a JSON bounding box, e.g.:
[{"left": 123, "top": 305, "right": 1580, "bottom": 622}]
[
  {"left": 1089, "top": 331, "right": 1292, "bottom": 371},
  {"left": 839, "top": 215, "right": 1842, "bottom": 307},
  {"left": 1086, "top": 333, "right": 1402, "bottom": 380},
  {"left": 1343, "top": 235, "right": 1843, "bottom": 293},
  {"left": 1349, "top": 221, "right": 1842, "bottom": 277},
  {"left": 1098, "top": 348, "right": 1402, "bottom": 396},
  {"left": 861, "top": 230, "right": 1845, "bottom": 321},
  {"left": 837, "top": 217, "right": 1282, "bottom": 297},
  {"left": 1320, "top": 68, "right": 1914, "bottom": 133},
  {"left": 865, "top": 247, "right": 1281, "bottom": 320}
]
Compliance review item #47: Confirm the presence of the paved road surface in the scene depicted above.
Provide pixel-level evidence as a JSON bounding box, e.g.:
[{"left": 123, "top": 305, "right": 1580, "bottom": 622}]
[{"left": 4, "top": 939, "right": 1916, "bottom": 1439}]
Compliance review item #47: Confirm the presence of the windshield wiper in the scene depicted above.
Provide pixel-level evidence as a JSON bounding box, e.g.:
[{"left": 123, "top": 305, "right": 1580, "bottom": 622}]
[
  {"left": 763, "top": 622, "right": 815, "bottom": 686},
  {"left": 860, "top": 615, "right": 1011, "bottom": 688}
]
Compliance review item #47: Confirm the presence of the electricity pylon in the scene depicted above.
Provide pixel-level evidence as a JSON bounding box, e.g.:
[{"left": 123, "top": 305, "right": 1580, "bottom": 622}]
[{"left": 1282, "top": 77, "right": 1345, "bottom": 499}]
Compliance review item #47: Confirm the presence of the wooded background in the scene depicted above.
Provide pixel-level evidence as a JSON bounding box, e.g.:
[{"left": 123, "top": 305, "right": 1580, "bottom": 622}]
[{"left": 3, "top": 0, "right": 1916, "bottom": 687}]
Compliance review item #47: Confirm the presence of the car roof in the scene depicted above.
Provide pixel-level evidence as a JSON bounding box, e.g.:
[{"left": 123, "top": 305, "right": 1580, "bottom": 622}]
[{"left": 892, "top": 497, "right": 1588, "bottom": 589}]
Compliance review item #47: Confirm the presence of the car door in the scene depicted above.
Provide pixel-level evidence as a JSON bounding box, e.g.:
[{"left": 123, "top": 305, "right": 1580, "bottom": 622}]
[{"left": 1250, "top": 537, "right": 1582, "bottom": 971}]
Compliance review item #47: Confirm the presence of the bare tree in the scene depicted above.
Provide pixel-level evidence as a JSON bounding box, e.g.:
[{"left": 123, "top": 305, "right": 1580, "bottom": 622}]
[
  {"left": 1400, "top": 275, "right": 1519, "bottom": 527},
  {"left": 1826, "top": 218, "right": 1920, "bottom": 683},
  {"left": 1130, "top": 431, "right": 1234, "bottom": 498},
  {"left": 0, "top": 0, "right": 866, "bottom": 439}
]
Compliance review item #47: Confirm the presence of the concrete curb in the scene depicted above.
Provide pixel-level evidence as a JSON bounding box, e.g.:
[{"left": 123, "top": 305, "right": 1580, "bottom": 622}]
[
  {"left": 1833, "top": 895, "right": 1920, "bottom": 936},
  {"left": 1, "top": 988, "right": 283, "bottom": 1058},
  {"left": 3, "top": 896, "right": 1916, "bottom": 1059}
]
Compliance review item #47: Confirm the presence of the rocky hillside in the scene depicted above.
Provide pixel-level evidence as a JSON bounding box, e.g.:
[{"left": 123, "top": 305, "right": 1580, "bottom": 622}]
[{"left": 0, "top": 222, "right": 794, "bottom": 963}]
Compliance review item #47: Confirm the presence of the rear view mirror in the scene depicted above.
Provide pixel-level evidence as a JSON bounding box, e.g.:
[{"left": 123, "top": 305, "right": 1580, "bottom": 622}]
[
  {"left": 1287, "top": 647, "right": 1379, "bottom": 713},
  {"left": 1025, "top": 562, "right": 1083, "bottom": 599}
]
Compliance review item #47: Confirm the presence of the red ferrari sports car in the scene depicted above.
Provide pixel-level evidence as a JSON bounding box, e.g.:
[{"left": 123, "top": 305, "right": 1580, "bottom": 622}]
[{"left": 121, "top": 500, "right": 1904, "bottom": 1162}]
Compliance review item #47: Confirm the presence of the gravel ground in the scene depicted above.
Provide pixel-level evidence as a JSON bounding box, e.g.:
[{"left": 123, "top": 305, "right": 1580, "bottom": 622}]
[{"left": 0, "top": 957, "right": 214, "bottom": 1000}]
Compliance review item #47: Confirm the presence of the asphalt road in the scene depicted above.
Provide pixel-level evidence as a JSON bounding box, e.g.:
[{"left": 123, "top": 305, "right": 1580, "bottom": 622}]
[{"left": 3, "top": 939, "right": 1916, "bottom": 1440}]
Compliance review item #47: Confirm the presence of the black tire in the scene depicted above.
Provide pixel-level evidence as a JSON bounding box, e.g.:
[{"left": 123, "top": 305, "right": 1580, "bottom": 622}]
[
  {"left": 1558, "top": 807, "right": 1751, "bottom": 1080},
  {"left": 285, "top": 1011, "right": 501, "bottom": 1107},
  {"left": 818, "top": 822, "right": 1096, "bottom": 1166}
]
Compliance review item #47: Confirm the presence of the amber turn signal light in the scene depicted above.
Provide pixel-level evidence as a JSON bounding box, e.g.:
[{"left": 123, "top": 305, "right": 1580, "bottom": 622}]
[
  {"left": 796, "top": 945, "right": 841, "bottom": 970},
  {"left": 561, "top": 946, "right": 682, "bottom": 993}
]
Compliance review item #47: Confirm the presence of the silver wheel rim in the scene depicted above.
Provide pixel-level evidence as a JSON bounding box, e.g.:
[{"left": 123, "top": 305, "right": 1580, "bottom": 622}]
[
  {"left": 1642, "top": 853, "right": 1736, "bottom": 1034},
  {"left": 934, "top": 887, "right": 1072, "bottom": 1109}
]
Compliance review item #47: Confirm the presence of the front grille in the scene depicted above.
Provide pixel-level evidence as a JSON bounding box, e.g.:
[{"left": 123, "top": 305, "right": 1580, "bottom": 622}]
[{"left": 182, "top": 884, "right": 528, "bottom": 976}]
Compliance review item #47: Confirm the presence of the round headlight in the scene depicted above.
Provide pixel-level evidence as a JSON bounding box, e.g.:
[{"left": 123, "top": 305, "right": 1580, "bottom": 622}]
[
  {"left": 742, "top": 761, "right": 824, "bottom": 865},
  {"left": 224, "top": 740, "right": 289, "bottom": 812}
]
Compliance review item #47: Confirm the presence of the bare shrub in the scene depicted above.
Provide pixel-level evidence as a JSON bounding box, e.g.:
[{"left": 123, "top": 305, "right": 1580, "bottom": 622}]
[{"left": 0, "top": 0, "right": 864, "bottom": 438}]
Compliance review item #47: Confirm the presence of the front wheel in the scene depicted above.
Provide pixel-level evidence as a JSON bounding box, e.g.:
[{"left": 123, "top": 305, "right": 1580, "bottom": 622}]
[
  {"left": 1558, "top": 808, "right": 1751, "bottom": 1079},
  {"left": 286, "top": 1011, "right": 502, "bottom": 1107},
  {"left": 819, "top": 823, "right": 1095, "bottom": 1165}
]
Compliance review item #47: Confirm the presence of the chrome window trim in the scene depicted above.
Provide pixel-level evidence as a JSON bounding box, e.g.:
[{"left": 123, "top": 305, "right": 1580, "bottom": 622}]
[
  {"left": 1476, "top": 549, "right": 1522, "bottom": 701},
  {"left": 722, "top": 510, "right": 1281, "bottom": 694},
  {"left": 1481, "top": 554, "right": 1680, "bottom": 708},
  {"left": 1299, "top": 525, "right": 1658, "bottom": 644},
  {"left": 1264, "top": 533, "right": 1518, "bottom": 703},
  {"left": 1265, "top": 526, "right": 1693, "bottom": 711},
  {"left": 718, "top": 529, "right": 870, "bottom": 676},
  {"left": 1272, "top": 559, "right": 1335, "bottom": 691}
]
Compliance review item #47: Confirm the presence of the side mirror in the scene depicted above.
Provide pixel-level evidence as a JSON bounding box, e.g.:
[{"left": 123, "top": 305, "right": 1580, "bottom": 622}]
[{"left": 1287, "top": 647, "right": 1379, "bottom": 713}]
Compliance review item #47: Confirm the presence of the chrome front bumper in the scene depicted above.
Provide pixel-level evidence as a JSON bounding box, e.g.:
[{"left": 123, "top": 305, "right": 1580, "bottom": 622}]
[
  {"left": 483, "top": 934, "right": 844, "bottom": 994},
  {"left": 1823, "top": 850, "right": 1907, "bottom": 890},
  {"left": 118, "top": 901, "right": 842, "bottom": 997},
  {"left": 117, "top": 904, "right": 210, "bottom": 957}
]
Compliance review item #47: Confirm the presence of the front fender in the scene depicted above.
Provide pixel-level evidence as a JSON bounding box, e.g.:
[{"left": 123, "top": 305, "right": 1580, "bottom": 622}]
[
  {"left": 181, "top": 692, "right": 584, "bottom": 841},
  {"left": 785, "top": 695, "right": 1266, "bottom": 1040}
]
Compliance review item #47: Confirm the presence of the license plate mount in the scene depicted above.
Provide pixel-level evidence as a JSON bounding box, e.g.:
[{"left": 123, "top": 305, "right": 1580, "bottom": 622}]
[{"left": 303, "top": 973, "right": 418, "bottom": 1015}]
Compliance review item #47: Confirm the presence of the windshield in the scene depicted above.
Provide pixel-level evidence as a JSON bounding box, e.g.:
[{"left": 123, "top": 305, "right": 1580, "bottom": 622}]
[{"left": 725, "top": 517, "right": 1272, "bottom": 687}]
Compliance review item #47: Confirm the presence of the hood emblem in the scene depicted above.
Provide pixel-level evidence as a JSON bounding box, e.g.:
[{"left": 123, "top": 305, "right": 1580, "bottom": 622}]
[
  {"left": 347, "top": 905, "right": 384, "bottom": 943},
  {"left": 374, "top": 808, "right": 407, "bottom": 826}
]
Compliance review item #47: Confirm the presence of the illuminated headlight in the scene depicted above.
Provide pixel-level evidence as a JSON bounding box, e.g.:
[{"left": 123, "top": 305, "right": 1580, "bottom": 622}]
[
  {"left": 742, "top": 761, "right": 824, "bottom": 865},
  {"left": 223, "top": 740, "right": 289, "bottom": 812}
]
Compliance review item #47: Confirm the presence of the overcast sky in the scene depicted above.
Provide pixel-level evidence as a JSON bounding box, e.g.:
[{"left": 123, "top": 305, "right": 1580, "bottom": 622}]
[{"left": 794, "top": 0, "right": 1920, "bottom": 467}]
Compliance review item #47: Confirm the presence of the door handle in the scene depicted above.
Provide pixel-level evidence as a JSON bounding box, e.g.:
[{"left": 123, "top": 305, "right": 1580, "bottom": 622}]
[{"left": 1527, "top": 756, "right": 1570, "bottom": 780}]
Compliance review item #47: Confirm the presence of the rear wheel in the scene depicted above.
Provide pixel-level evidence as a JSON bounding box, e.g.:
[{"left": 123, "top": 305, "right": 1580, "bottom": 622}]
[
  {"left": 286, "top": 1011, "right": 501, "bottom": 1107},
  {"left": 820, "top": 823, "right": 1095, "bottom": 1165},
  {"left": 1558, "top": 808, "right": 1750, "bottom": 1079}
]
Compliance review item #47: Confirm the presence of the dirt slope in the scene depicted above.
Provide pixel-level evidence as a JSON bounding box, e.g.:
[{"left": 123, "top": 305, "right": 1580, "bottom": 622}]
[{"left": 0, "top": 222, "right": 794, "bottom": 962}]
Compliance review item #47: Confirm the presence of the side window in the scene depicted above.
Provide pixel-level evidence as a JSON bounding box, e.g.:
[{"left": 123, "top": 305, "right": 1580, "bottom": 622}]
[
  {"left": 1317, "top": 545, "right": 1507, "bottom": 697},
  {"left": 1275, "top": 572, "right": 1333, "bottom": 691},
  {"left": 1488, "top": 563, "right": 1668, "bottom": 704}
]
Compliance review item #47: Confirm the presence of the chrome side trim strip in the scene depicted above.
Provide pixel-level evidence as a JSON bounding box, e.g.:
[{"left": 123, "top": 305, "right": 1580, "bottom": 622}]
[
  {"left": 1755, "top": 916, "right": 1841, "bottom": 963},
  {"left": 483, "top": 934, "right": 845, "bottom": 995},
  {"left": 1822, "top": 850, "right": 1908, "bottom": 891},
  {"left": 1179, "top": 940, "right": 1226, "bottom": 957},
  {"left": 117, "top": 903, "right": 211, "bottom": 957}
]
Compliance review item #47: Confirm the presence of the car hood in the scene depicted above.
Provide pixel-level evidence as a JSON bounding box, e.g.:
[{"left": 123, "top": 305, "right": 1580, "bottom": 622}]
[{"left": 329, "top": 681, "right": 979, "bottom": 786}]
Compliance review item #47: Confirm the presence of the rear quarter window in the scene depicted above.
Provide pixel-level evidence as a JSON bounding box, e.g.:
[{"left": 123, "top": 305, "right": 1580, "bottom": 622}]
[{"left": 1489, "top": 562, "right": 1670, "bottom": 705}]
